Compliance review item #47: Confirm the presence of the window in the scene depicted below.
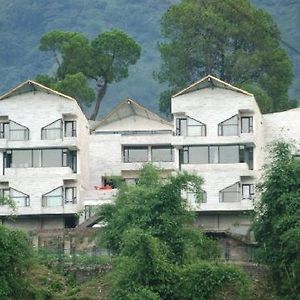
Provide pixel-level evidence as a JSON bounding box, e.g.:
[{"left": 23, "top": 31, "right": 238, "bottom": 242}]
[
  {"left": 219, "top": 183, "right": 240, "bottom": 202},
  {"left": 176, "top": 117, "right": 206, "bottom": 136},
  {"left": 42, "top": 187, "right": 63, "bottom": 207},
  {"left": 241, "top": 117, "right": 253, "bottom": 133},
  {"left": 9, "top": 121, "right": 29, "bottom": 140},
  {"left": 187, "top": 190, "right": 207, "bottom": 204},
  {"left": 0, "top": 122, "right": 9, "bottom": 139},
  {"left": 180, "top": 145, "right": 251, "bottom": 165},
  {"left": 218, "top": 115, "right": 238, "bottom": 136},
  {"left": 64, "top": 121, "right": 76, "bottom": 137},
  {"left": 10, "top": 188, "right": 30, "bottom": 207},
  {"left": 242, "top": 184, "right": 255, "bottom": 200},
  {"left": 151, "top": 146, "right": 173, "bottom": 162},
  {"left": 219, "top": 145, "right": 239, "bottom": 163},
  {"left": 0, "top": 188, "right": 10, "bottom": 204},
  {"left": 65, "top": 187, "right": 77, "bottom": 204},
  {"left": 123, "top": 146, "right": 148, "bottom": 163},
  {"left": 41, "top": 119, "right": 62, "bottom": 140},
  {"left": 5, "top": 148, "right": 77, "bottom": 172}
]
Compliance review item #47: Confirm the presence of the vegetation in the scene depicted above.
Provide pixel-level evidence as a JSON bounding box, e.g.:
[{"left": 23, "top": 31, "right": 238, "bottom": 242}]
[
  {"left": 37, "top": 29, "right": 141, "bottom": 119},
  {"left": 0, "top": 1, "right": 298, "bottom": 117},
  {"left": 253, "top": 142, "right": 300, "bottom": 299},
  {"left": 99, "top": 164, "right": 248, "bottom": 299},
  {"left": 157, "top": 0, "right": 296, "bottom": 115},
  {"left": 0, "top": 226, "right": 33, "bottom": 299}
]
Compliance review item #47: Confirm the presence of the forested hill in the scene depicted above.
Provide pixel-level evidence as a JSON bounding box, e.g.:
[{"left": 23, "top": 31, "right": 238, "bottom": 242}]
[{"left": 0, "top": 0, "right": 299, "bottom": 117}]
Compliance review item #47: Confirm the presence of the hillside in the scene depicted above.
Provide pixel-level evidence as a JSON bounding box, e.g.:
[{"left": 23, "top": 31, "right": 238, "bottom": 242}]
[{"left": 0, "top": 0, "right": 298, "bottom": 117}]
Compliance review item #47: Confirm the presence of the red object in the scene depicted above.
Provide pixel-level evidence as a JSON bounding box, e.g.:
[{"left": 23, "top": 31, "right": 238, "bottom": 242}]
[{"left": 94, "top": 185, "right": 112, "bottom": 190}]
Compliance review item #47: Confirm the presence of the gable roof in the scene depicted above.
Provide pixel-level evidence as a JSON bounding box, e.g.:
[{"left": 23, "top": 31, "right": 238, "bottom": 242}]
[
  {"left": 92, "top": 98, "right": 172, "bottom": 131},
  {"left": 0, "top": 80, "right": 75, "bottom": 101},
  {"left": 173, "top": 75, "right": 253, "bottom": 98}
]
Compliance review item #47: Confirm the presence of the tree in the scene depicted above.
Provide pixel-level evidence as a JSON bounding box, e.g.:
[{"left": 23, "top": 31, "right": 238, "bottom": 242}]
[
  {"left": 0, "top": 226, "right": 33, "bottom": 298},
  {"left": 37, "top": 29, "right": 141, "bottom": 120},
  {"left": 157, "top": 0, "right": 296, "bottom": 115},
  {"left": 253, "top": 142, "right": 300, "bottom": 299},
  {"left": 99, "top": 164, "right": 248, "bottom": 299}
]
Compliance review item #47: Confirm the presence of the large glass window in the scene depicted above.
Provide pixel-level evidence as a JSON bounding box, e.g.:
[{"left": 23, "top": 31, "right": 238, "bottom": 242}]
[
  {"left": 151, "top": 146, "right": 173, "bottom": 162},
  {"left": 64, "top": 121, "right": 76, "bottom": 137},
  {"left": 181, "top": 145, "right": 249, "bottom": 165},
  {"left": 41, "top": 119, "right": 62, "bottom": 140},
  {"left": 219, "top": 183, "right": 240, "bottom": 202},
  {"left": 241, "top": 117, "right": 253, "bottom": 133},
  {"left": 42, "top": 149, "right": 63, "bottom": 167},
  {"left": 123, "top": 146, "right": 148, "bottom": 163},
  {"left": 5, "top": 149, "right": 76, "bottom": 172},
  {"left": 42, "top": 187, "right": 63, "bottom": 207},
  {"left": 219, "top": 145, "right": 239, "bottom": 163},
  {"left": 10, "top": 188, "right": 30, "bottom": 207},
  {"left": 9, "top": 121, "right": 29, "bottom": 140},
  {"left": 176, "top": 117, "right": 206, "bottom": 136},
  {"left": 218, "top": 115, "right": 238, "bottom": 136}
]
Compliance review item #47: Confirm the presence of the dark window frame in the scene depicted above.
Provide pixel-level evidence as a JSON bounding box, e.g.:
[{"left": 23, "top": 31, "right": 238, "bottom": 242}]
[
  {"left": 9, "top": 120, "right": 29, "bottom": 141},
  {"left": 241, "top": 116, "right": 253, "bottom": 133},
  {"left": 242, "top": 184, "right": 255, "bottom": 200},
  {"left": 64, "top": 186, "right": 77, "bottom": 204},
  {"left": 10, "top": 187, "right": 30, "bottom": 207},
  {"left": 64, "top": 120, "right": 77, "bottom": 137},
  {"left": 42, "top": 186, "right": 63, "bottom": 207}
]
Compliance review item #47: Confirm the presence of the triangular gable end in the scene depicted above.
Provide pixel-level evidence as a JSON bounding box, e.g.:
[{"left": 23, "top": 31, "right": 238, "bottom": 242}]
[
  {"left": 0, "top": 80, "right": 75, "bottom": 102},
  {"left": 92, "top": 98, "right": 172, "bottom": 131},
  {"left": 172, "top": 75, "right": 253, "bottom": 98}
]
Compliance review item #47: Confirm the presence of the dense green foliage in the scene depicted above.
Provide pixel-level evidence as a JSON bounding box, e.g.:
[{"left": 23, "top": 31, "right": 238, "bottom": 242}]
[
  {"left": 37, "top": 29, "right": 141, "bottom": 119},
  {"left": 0, "top": 0, "right": 298, "bottom": 117},
  {"left": 99, "top": 164, "right": 248, "bottom": 299},
  {"left": 0, "top": 226, "right": 33, "bottom": 299},
  {"left": 157, "top": 0, "right": 296, "bottom": 115},
  {"left": 253, "top": 142, "right": 300, "bottom": 299}
]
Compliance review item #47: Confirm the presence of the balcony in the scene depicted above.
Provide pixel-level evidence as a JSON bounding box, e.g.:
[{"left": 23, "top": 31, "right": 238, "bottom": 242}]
[{"left": 81, "top": 188, "right": 117, "bottom": 206}]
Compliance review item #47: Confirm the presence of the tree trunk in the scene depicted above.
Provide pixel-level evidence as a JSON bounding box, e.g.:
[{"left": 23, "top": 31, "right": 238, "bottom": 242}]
[{"left": 89, "top": 80, "right": 108, "bottom": 120}]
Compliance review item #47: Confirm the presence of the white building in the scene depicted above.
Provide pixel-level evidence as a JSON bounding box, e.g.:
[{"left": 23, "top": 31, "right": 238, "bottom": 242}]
[{"left": 0, "top": 76, "right": 298, "bottom": 236}]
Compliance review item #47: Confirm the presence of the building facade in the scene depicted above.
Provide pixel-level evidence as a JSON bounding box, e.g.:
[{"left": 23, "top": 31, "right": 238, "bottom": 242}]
[{"left": 0, "top": 76, "right": 298, "bottom": 236}]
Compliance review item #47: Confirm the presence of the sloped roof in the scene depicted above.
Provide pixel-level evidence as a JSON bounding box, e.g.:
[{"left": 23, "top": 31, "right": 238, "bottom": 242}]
[
  {"left": 92, "top": 98, "right": 172, "bottom": 131},
  {"left": 173, "top": 75, "right": 253, "bottom": 98},
  {"left": 0, "top": 80, "right": 75, "bottom": 101}
]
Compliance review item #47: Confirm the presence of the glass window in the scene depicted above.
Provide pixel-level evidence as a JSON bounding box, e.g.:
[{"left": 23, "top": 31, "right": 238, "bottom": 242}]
[
  {"left": 218, "top": 115, "right": 238, "bottom": 136},
  {"left": 219, "top": 145, "right": 239, "bottom": 163},
  {"left": 151, "top": 146, "right": 173, "bottom": 162},
  {"left": 209, "top": 146, "right": 219, "bottom": 163},
  {"left": 9, "top": 121, "right": 29, "bottom": 140},
  {"left": 123, "top": 147, "right": 148, "bottom": 163},
  {"left": 42, "top": 187, "right": 63, "bottom": 207},
  {"left": 11, "top": 150, "right": 32, "bottom": 168},
  {"left": 42, "top": 149, "right": 63, "bottom": 167},
  {"left": 242, "top": 184, "right": 255, "bottom": 200},
  {"left": 176, "top": 118, "right": 187, "bottom": 136},
  {"left": 65, "top": 187, "right": 77, "bottom": 204},
  {"left": 241, "top": 117, "right": 253, "bottom": 133},
  {"left": 220, "top": 183, "right": 240, "bottom": 202},
  {"left": 0, "top": 122, "right": 9, "bottom": 139},
  {"left": 64, "top": 121, "right": 76, "bottom": 137},
  {"left": 33, "top": 150, "right": 41, "bottom": 167},
  {"left": 10, "top": 188, "right": 30, "bottom": 207},
  {"left": 189, "top": 146, "right": 209, "bottom": 164},
  {"left": 41, "top": 119, "right": 62, "bottom": 140}
]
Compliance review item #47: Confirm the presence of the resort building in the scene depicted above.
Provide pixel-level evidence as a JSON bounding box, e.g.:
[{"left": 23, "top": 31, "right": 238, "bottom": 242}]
[{"left": 0, "top": 75, "right": 298, "bottom": 237}]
